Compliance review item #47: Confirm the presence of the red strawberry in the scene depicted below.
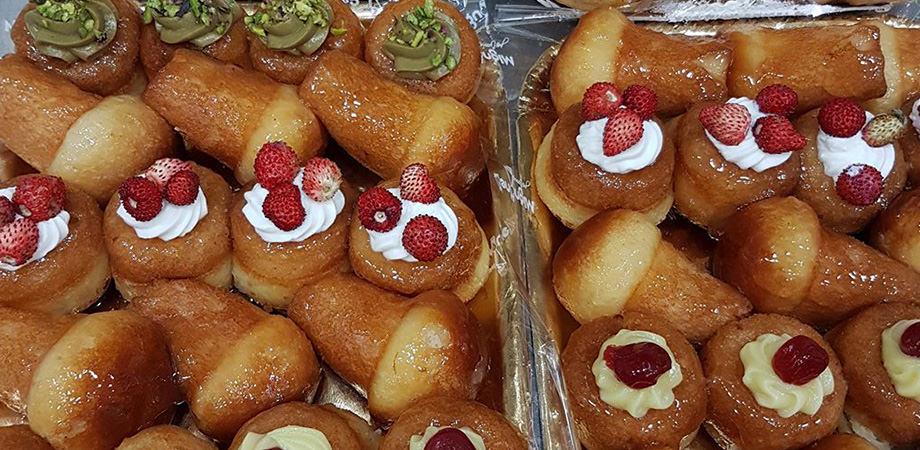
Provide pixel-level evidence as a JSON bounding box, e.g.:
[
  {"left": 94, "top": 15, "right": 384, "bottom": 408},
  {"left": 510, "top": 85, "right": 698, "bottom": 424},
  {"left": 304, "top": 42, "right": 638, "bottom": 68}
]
[
  {"left": 818, "top": 98, "right": 866, "bottom": 138},
  {"left": 581, "top": 82, "right": 622, "bottom": 121},
  {"left": 0, "top": 217, "right": 38, "bottom": 266},
  {"left": 756, "top": 84, "right": 798, "bottom": 116},
  {"left": 254, "top": 141, "right": 298, "bottom": 190},
  {"left": 165, "top": 169, "right": 199, "bottom": 206},
  {"left": 301, "top": 157, "right": 342, "bottom": 202},
  {"left": 602, "top": 109, "right": 644, "bottom": 157},
  {"left": 12, "top": 175, "right": 66, "bottom": 222},
  {"left": 357, "top": 187, "right": 402, "bottom": 232},
  {"left": 0, "top": 197, "right": 16, "bottom": 226},
  {"left": 262, "top": 183, "right": 305, "bottom": 231},
  {"left": 400, "top": 163, "right": 441, "bottom": 204},
  {"left": 622, "top": 85, "right": 657, "bottom": 120},
  {"left": 753, "top": 115, "right": 806, "bottom": 154},
  {"left": 836, "top": 163, "right": 883, "bottom": 206},
  {"left": 699, "top": 103, "right": 751, "bottom": 146},
  {"left": 145, "top": 158, "right": 191, "bottom": 191},
  {"left": 119, "top": 177, "right": 163, "bottom": 222},
  {"left": 402, "top": 215, "right": 448, "bottom": 262}
]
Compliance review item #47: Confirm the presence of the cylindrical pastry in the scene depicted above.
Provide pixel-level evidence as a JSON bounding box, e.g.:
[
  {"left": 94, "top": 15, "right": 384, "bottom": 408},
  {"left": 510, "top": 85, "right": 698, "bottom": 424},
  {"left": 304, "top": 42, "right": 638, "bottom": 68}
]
[
  {"left": 561, "top": 313, "right": 706, "bottom": 450},
  {"left": 865, "top": 23, "right": 920, "bottom": 113},
  {"left": 553, "top": 209, "right": 751, "bottom": 343},
  {"left": 144, "top": 49, "right": 326, "bottom": 184},
  {"left": 290, "top": 273, "right": 487, "bottom": 423},
  {"left": 130, "top": 280, "right": 322, "bottom": 443},
  {"left": 228, "top": 402, "right": 378, "bottom": 450},
  {"left": 0, "top": 308, "right": 180, "bottom": 450},
  {"left": 870, "top": 189, "right": 920, "bottom": 273},
  {"left": 0, "top": 54, "right": 175, "bottom": 203},
  {"left": 380, "top": 397, "right": 527, "bottom": 450},
  {"left": 364, "top": 0, "right": 481, "bottom": 103},
  {"left": 117, "top": 425, "right": 217, "bottom": 450},
  {"left": 0, "top": 426, "right": 53, "bottom": 450},
  {"left": 703, "top": 314, "right": 846, "bottom": 450},
  {"left": 807, "top": 434, "right": 875, "bottom": 450},
  {"left": 898, "top": 94, "right": 920, "bottom": 186},
  {"left": 299, "top": 50, "right": 483, "bottom": 194},
  {"left": 713, "top": 196, "right": 920, "bottom": 327}
]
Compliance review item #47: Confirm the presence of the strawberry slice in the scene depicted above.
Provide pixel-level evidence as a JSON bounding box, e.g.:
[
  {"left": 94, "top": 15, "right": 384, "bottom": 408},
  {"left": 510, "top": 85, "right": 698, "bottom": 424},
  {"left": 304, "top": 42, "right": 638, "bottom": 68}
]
[
  {"left": 602, "top": 109, "right": 644, "bottom": 157},
  {"left": 400, "top": 163, "right": 441, "bottom": 204},
  {"left": 0, "top": 217, "right": 39, "bottom": 266},
  {"left": 699, "top": 103, "right": 751, "bottom": 146},
  {"left": 145, "top": 158, "right": 192, "bottom": 191},
  {"left": 753, "top": 115, "right": 806, "bottom": 154}
]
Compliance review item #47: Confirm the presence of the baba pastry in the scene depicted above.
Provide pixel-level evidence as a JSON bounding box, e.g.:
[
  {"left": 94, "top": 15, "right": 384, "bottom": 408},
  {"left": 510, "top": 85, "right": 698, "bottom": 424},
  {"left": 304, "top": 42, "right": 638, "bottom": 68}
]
[
  {"left": 143, "top": 49, "right": 326, "bottom": 184},
  {"left": 553, "top": 209, "right": 751, "bottom": 343},
  {"left": 561, "top": 313, "right": 706, "bottom": 450},
  {"left": 0, "top": 426, "right": 53, "bottom": 450},
  {"left": 117, "top": 426, "right": 217, "bottom": 450},
  {"left": 0, "top": 54, "right": 176, "bottom": 202},
  {"left": 703, "top": 314, "right": 846, "bottom": 450},
  {"left": 807, "top": 434, "right": 875, "bottom": 450},
  {"left": 130, "top": 280, "right": 322, "bottom": 443},
  {"left": 229, "top": 402, "right": 378, "bottom": 450},
  {"left": 865, "top": 23, "right": 920, "bottom": 113},
  {"left": 380, "top": 397, "right": 527, "bottom": 450},
  {"left": 870, "top": 189, "right": 920, "bottom": 273},
  {"left": 364, "top": 0, "right": 481, "bottom": 103},
  {"left": 104, "top": 159, "right": 232, "bottom": 299},
  {"left": 290, "top": 273, "right": 486, "bottom": 422},
  {"left": 0, "top": 175, "right": 110, "bottom": 314},
  {"left": 898, "top": 94, "right": 920, "bottom": 186},
  {"left": 535, "top": 82, "right": 675, "bottom": 228},
  {"left": 299, "top": 50, "right": 483, "bottom": 194},
  {"left": 0, "top": 144, "right": 34, "bottom": 183},
  {"left": 659, "top": 216, "right": 715, "bottom": 271},
  {"left": 713, "top": 196, "right": 920, "bottom": 327}
]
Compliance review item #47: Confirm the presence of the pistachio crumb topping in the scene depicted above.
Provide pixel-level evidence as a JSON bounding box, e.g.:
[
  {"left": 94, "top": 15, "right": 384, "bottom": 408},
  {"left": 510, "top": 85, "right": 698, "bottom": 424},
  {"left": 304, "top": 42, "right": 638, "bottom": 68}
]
[
  {"left": 383, "top": 0, "right": 461, "bottom": 81},
  {"left": 245, "top": 0, "right": 334, "bottom": 56},
  {"left": 26, "top": 0, "right": 118, "bottom": 62},
  {"left": 143, "top": 0, "right": 240, "bottom": 48}
]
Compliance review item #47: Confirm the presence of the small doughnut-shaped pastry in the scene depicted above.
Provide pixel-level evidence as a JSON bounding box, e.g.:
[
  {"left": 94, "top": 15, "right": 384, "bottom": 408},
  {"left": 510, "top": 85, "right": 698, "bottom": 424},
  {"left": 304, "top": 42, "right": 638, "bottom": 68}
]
[
  {"left": 0, "top": 426, "right": 53, "bottom": 450},
  {"left": 380, "top": 397, "right": 527, "bottom": 450},
  {"left": 117, "top": 426, "right": 217, "bottom": 450},
  {"left": 870, "top": 189, "right": 920, "bottom": 273},
  {"left": 898, "top": 94, "right": 920, "bottom": 186},
  {"left": 229, "top": 402, "right": 378, "bottom": 450}
]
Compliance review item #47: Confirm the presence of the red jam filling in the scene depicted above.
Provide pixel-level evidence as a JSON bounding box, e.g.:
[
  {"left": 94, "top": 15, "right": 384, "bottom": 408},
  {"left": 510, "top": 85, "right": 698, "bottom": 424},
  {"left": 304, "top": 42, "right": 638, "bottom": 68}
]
[
  {"left": 899, "top": 322, "right": 920, "bottom": 357},
  {"left": 424, "top": 427, "right": 476, "bottom": 450},
  {"left": 771, "top": 335, "right": 829, "bottom": 386},
  {"left": 604, "top": 341, "right": 672, "bottom": 389}
]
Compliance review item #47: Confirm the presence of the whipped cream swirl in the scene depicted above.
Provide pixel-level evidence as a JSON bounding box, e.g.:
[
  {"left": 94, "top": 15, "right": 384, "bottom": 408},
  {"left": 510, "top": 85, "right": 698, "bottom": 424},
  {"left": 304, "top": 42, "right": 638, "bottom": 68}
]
[
  {"left": 366, "top": 188, "right": 458, "bottom": 263},
  {"left": 117, "top": 188, "right": 208, "bottom": 241},
  {"left": 910, "top": 98, "right": 920, "bottom": 133},
  {"left": 409, "top": 426, "right": 486, "bottom": 450},
  {"left": 881, "top": 319, "right": 920, "bottom": 402},
  {"left": 237, "top": 426, "right": 332, "bottom": 450},
  {"left": 0, "top": 187, "right": 70, "bottom": 272},
  {"left": 242, "top": 169, "right": 345, "bottom": 243},
  {"left": 704, "top": 97, "right": 793, "bottom": 172},
  {"left": 576, "top": 113, "right": 663, "bottom": 174},
  {"left": 817, "top": 110, "right": 895, "bottom": 181}
]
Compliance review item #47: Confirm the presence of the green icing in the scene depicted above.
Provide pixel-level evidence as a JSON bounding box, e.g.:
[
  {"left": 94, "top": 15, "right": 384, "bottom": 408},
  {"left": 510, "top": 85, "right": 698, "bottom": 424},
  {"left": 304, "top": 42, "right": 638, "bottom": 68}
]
[
  {"left": 245, "top": 0, "right": 333, "bottom": 56},
  {"left": 143, "top": 0, "right": 241, "bottom": 48},
  {"left": 382, "top": 0, "right": 460, "bottom": 81},
  {"left": 24, "top": 0, "right": 118, "bottom": 63}
]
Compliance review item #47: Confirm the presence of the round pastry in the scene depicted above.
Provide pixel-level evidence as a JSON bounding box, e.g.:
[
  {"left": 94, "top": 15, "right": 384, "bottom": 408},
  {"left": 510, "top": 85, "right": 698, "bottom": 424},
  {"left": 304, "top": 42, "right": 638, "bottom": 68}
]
[
  {"left": 561, "top": 313, "right": 705, "bottom": 450},
  {"left": 104, "top": 159, "right": 232, "bottom": 299},
  {"left": 806, "top": 434, "right": 875, "bottom": 450},
  {"left": 899, "top": 95, "right": 920, "bottom": 186},
  {"left": 380, "top": 397, "right": 527, "bottom": 450},
  {"left": 349, "top": 163, "right": 489, "bottom": 302},
  {"left": 869, "top": 189, "right": 920, "bottom": 273},
  {"left": 229, "top": 402, "right": 378, "bottom": 450},
  {"left": 535, "top": 82, "right": 675, "bottom": 229},
  {"left": 0, "top": 175, "right": 110, "bottom": 314},
  {"left": 117, "top": 425, "right": 216, "bottom": 450},
  {"left": 703, "top": 314, "right": 846, "bottom": 450},
  {"left": 0, "top": 426, "right": 53, "bottom": 450}
]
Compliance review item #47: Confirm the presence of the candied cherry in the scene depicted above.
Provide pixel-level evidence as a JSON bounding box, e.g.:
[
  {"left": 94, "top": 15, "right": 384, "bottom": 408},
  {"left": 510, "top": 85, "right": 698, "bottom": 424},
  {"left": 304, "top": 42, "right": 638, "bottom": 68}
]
[
  {"left": 771, "top": 335, "right": 829, "bottom": 385},
  {"left": 899, "top": 322, "right": 920, "bottom": 358},
  {"left": 424, "top": 428, "right": 476, "bottom": 450},
  {"left": 604, "top": 341, "right": 672, "bottom": 389}
]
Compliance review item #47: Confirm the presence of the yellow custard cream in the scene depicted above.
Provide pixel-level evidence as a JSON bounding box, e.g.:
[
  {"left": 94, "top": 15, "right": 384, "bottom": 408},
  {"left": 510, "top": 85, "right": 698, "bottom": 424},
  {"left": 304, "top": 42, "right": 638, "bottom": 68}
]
[
  {"left": 409, "top": 426, "right": 486, "bottom": 450},
  {"left": 238, "top": 426, "right": 332, "bottom": 450},
  {"left": 881, "top": 319, "right": 920, "bottom": 401}
]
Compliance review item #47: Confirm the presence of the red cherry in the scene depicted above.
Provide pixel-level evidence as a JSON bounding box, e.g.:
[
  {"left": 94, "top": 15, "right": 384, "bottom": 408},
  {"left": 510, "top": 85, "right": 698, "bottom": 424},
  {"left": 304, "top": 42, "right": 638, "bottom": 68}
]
[
  {"left": 604, "top": 342, "right": 672, "bottom": 389},
  {"left": 899, "top": 322, "right": 920, "bottom": 357},
  {"left": 424, "top": 428, "right": 475, "bottom": 450},
  {"left": 771, "top": 335, "right": 829, "bottom": 386}
]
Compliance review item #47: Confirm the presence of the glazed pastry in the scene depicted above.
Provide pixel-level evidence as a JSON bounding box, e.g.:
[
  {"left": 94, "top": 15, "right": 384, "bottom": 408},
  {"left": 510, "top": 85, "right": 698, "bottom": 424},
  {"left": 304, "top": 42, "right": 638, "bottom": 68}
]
[
  {"left": 0, "top": 54, "right": 175, "bottom": 202},
  {"left": 299, "top": 50, "right": 482, "bottom": 193},
  {"left": 229, "top": 402, "right": 378, "bottom": 450},
  {"left": 232, "top": 144, "right": 353, "bottom": 309},
  {"left": 561, "top": 313, "right": 706, "bottom": 450},
  {"left": 0, "top": 426, "right": 53, "bottom": 450},
  {"left": 290, "top": 273, "right": 486, "bottom": 422},
  {"left": 245, "top": 0, "right": 364, "bottom": 85},
  {"left": 0, "top": 308, "right": 179, "bottom": 450},
  {"left": 143, "top": 49, "right": 326, "bottom": 184},
  {"left": 553, "top": 209, "right": 751, "bottom": 343},
  {"left": 130, "top": 280, "right": 321, "bottom": 443},
  {"left": 794, "top": 98, "right": 907, "bottom": 233},
  {"left": 659, "top": 216, "right": 714, "bottom": 271},
  {"left": 139, "top": 0, "right": 250, "bottom": 79},
  {"left": 12, "top": 0, "right": 140, "bottom": 95},
  {"left": 535, "top": 82, "right": 675, "bottom": 228},
  {"left": 550, "top": 7, "right": 730, "bottom": 117},
  {"left": 703, "top": 314, "right": 846, "bottom": 450},
  {"left": 104, "top": 159, "right": 232, "bottom": 299},
  {"left": 364, "top": 0, "right": 481, "bottom": 103},
  {"left": 898, "top": 94, "right": 920, "bottom": 185},
  {"left": 117, "top": 426, "right": 217, "bottom": 450},
  {"left": 870, "top": 189, "right": 920, "bottom": 273},
  {"left": 349, "top": 163, "right": 489, "bottom": 302},
  {"left": 713, "top": 196, "right": 920, "bottom": 327},
  {"left": 380, "top": 397, "right": 527, "bottom": 450},
  {"left": 827, "top": 302, "right": 920, "bottom": 448},
  {"left": 0, "top": 175, "right": 110, "bottom": 314},
  {"left": 865, "top": 23, "right": 920, "bottom": 113},
  {"left": 674, "top": 85, "right": 804, "bottom": 233},
  {"left": 0, "top": 145, "right": 33, "bottom": 182},
  {"left": 807, "top": 434, "right": 875, "bottom": 450}
]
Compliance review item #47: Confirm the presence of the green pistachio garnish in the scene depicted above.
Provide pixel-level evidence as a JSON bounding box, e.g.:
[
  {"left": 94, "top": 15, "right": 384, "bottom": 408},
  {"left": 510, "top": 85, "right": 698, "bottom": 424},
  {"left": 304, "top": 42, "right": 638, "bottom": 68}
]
[
  {"left": 245, "top": 0, "right": 334, "bottom": 56},
  {"left": 143, "top": 0, "right": 241, "bottom": 48},
  {"left": 382, "top": 0, "right": 461, "bottom": 81},
  {"left": 24, "top": 0, "right": 118, "bottom": 63}
]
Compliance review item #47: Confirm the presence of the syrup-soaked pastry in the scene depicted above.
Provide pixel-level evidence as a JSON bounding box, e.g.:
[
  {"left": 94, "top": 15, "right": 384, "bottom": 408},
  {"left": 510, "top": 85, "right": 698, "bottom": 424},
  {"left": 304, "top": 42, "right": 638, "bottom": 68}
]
[
  {"left": 380, "top": 397, "right": 527, "bottom": 450},
  {"left": 866, "top": 23, "right": 920, "bottom": 113},
  {"left": 229, "top": 402, "right": 379, "bottom": 450},
  {"left": 0, "top": 426, "right": 53, "bottom": 450},
  {"left": 898, "top": 94, "right": 920, "bottom": 186},
  {"left": 561, "top": 313, "right": 706, "bottom": 450},
  {"left": 703, "top": 314, "right": 846, "bottom": 450},
  {"left": 806, "top": 434, "right": 876, "bottom": 450},
  {"left": 117, "top": 425, "right": 217, "bottom": 450},
  {"left": 0, "top": 145, "right": 34, "bottom": 183},
  {"left": 870, "top": 189, "right": 920, "bottom": 273},
  {"left": 659, "top": 216, "right": 715, "bottom": 271}
]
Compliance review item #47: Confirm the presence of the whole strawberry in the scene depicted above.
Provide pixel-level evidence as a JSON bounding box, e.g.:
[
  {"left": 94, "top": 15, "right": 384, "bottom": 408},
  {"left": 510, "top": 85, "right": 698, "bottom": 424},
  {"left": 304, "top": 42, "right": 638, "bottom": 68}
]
[
  {"left": 254, "top": 141, "right": 298, "bottom": 190},
  {"left": 699, "top": 103, "right": 751, "bottom": 146},
  {"left": 581, "top": 82, "right": 622, "bottom": 121},
  {"left": 622, "top": 85, "right": 657, "bottom": 120},
  {"left": 0, "top": 197, "right": 15, "bottom": 226},
  {"left": 836, "top": 163, "right": 883, "bottom": 206},
  {"left": 12, "top": 175, "right": 66, "bottom": 222},
  {"left": 756, "top": 84, "right": 798, "bottom": 116},
  {"left": 818, "top": 98, "right": 866, "bottom": 138},
  {"left": 165, "top": 169, "right": 200, "bottom": 206},
  {"left": 0, "top": 217, "right": 38, "bottom": 266},
  {"left": 753, "top": 115, "right": 806, "bottom": 154},
  {"left": 145, "top": 158, "right": 192, "bottom": 191},
  {"left": 400, "top": 163, "right": 440, "bottom": 204},
  {"left": 603, "top": 109, "right": 644, "bottom": 157},
  {"left": 301, "top": 157, "right": 342, "bottom": 202},
  {"left": 357, "top": 187, "right": 402, "bottom": 232},
  {"left": 119, "top": 177, "right": 163, "bottom": 222},
  {"left": 262, "top": 183, "right": 305, "bottom": 231},
  {"left": 402, "top": 215, "right": 448, "bottom": 262},
  {"left": 862, "top": 112, "right": 906, "bottom": 147}
]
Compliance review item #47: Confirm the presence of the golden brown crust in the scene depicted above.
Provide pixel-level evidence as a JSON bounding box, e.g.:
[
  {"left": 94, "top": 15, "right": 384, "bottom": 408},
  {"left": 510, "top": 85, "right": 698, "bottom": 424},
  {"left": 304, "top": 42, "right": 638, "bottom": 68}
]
[
  {"left": 898, "top": 97, "right": 920, "bottom": 187},
  {"left": 659, "top": 216, "right": 714, "bottom": 271},
  {"left": 117, "top": 425, "right": 217, "bottom": 450},
  {"left": 806, "top": 434, "right": 876, "bottom": 450},
  {"left": 870, "top": 189, "right": 920, "bottom": 273},
  {"left": 228, "top": 402, "right": 377, "bottom": 450},
  {"left": 862, "top": 23, "right": 920, "bottom": 113},
  {"left": 380, "top": 397, "right": 527, "bottom": 450},
  {"left": 0, "top": 426, "right": 53, "bottom": 450},
  {"left": 139, "top": 19, "right": 251, "bottom": 80}
]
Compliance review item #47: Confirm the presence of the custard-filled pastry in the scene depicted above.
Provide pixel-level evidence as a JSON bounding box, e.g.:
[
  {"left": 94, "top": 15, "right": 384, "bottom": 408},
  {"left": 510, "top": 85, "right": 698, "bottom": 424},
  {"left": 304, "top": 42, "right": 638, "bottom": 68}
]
[
  {"left": 364, "top": 0, "right": 481, "bottom": 103},
  {"left": 229, "top": 402, "right": 378, "bottom": 450},
  {"left": 0, "top": 55, "right": 175, "bottom": 202},
  {"left": 561, "top": 313, "right": 706, "bottom": 450},
  {"left": 714, "top": 197, "right": 920, "bottom": 327},
  {"left": 794, "top": 98, "right": 907, "bottom": 233},
  {"left": 131, "top": 280, "right": 322, "bottom": 443},
  {"left": 117, "top": 425, "right": 217, "bottom": 450},
  {"left": 0, "top": 175, "right": 110, "bottom": 314},
  {"left": 232, "top": 143, "right": 353, "bottom": 309},
  {"left": 245, "top": 0, "right": 364, "bottom": 85},
  {"left": 380, "top": 397, "right": 527, "bottom": 450},
  {"left": 349, "top": 163, "right": 489, "bottom": 302},
  {"left": 290, "top": 273, "right": 486, "bottom": 422},
  {"left": 550, "top": 7, "right": 730, "bottom": 117},
  {"left": 104, "top": 159, "right": 232, "bottom": 299},
  {"left": 870, "top": 189, "right": 920, "bottom": 273},
  {"left": 807, "top": 434, "right": 875, "bottom": 450},
  {"left": 12, "top": 0, "right": 140, "bottom": 95},
  {"left": 144, "top": 49, "right": 326, "bottom": 184},
  {"left": 300, "top": 50, "right": 483, "bottom": 194},
  {"left": 0, "top": 426, "right": 53, "bottom": 450},
  {"left": 553, "top": 209, "right": 751, "bottom": 343},
  {"left": 703, "top": 314, "right": 846, "bottom": 450},
  {"left": 535, "top": 82, "right": 674, "bottom": 228},
  {"left": 139, "top": 0, "right": 250, "bottom": 79},
  {"left": 0, "top": 308, "right": 180, "bottom": 450},
  {"left": 674, "top": 85, "right": 804, "bottom": 233},
  {"left": 898, "top": 94, "right": 920, "bottom": 186}
]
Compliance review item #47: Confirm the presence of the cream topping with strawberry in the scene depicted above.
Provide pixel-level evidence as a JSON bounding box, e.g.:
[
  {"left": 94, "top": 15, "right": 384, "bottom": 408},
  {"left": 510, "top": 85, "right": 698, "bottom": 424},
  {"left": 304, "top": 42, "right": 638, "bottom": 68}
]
[
  {"left": 116, "top": 159, "right": 208, "bottom": 241},
  {"left": 409, "top": 426, "right": 486, "bottom": 450},
  {"left": 0, "top": 176, "right": 70, "bottom": 271},
  {"left": 704, "top": 97, "right": 795, "bottom": 172},
  {"left": 238, "top": 426, "right": 332, "bottom": 450},
  {"left": 817, "top": 110, "right": 895, "bottom": 181},
  {"left": 243, "top": 169, "right": 345, "bottom": 243},
  {"left": 367, "top": 187, "right": 458, "bottom": 263},
  {"left": 577, "top": 116, "right": 663, "bottom": 174}
]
